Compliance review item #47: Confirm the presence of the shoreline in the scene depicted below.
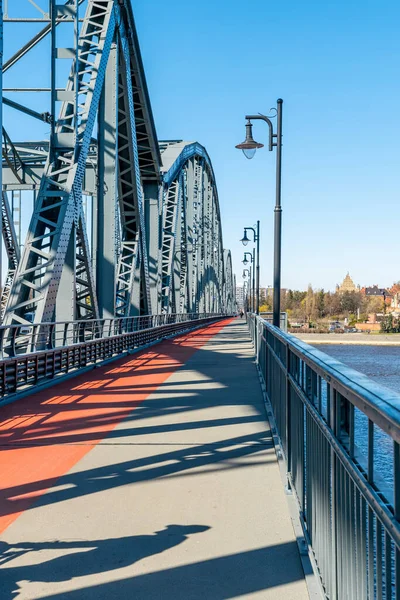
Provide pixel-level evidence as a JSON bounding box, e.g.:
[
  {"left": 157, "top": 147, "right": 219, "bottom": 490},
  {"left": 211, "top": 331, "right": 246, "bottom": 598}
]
[{"left": 293, "top": 333, "right": 400, "bottom": 346}]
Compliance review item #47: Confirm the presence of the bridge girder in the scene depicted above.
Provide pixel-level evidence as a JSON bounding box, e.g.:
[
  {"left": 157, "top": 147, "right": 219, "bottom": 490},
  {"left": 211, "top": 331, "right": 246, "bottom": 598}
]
[{"left": 1, "top": 1, "right": 235, "bottom": 325}]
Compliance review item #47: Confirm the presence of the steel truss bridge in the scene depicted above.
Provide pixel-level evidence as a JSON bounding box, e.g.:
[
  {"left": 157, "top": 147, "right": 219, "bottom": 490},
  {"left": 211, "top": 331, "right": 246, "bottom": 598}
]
[
  {"left": 1, "top": 4, "right": 399, "bottom": 600},
  {"left": 0, "top": 0, "right": 235, "bottom": 330}
]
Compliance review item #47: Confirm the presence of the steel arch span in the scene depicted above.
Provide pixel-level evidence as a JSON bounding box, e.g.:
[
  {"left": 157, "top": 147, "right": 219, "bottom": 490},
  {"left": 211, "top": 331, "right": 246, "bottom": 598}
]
[
  {"left": 156, "top": 141, "right": 234, "bottom": 315},
  {"left": 1, "top": 1, "right": 235, "bottom": 325}
]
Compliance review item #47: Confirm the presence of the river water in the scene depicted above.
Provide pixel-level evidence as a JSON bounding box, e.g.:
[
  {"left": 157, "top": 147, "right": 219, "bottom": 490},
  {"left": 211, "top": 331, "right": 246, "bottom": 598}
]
[
  {"left": 316, "top": 344, "right": 400, "bottom": 394},
  {"left": 313, "top": 344, "right": 399, "bottom": 490}
]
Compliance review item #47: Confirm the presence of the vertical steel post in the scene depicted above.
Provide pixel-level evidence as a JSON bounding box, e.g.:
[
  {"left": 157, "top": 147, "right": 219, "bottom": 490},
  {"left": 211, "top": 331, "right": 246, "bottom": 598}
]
[
  {"left": 395, "top": 441, "right": 400, "bottom": 521},
  {"left": 252, "top": 247, "right": 255, "bottom": 313},
  {"left": 0, "top": 3, "right": 2, "bottom": 299},
  {"left": 144, "top": 182, "right": 161, "bottom": 314},
  {"left": 56, "top": 226, "right": 76, "bottom": 321},
  {"left": 49, "top": 0, "right": 56, "bottom": 155},
  {"left": 249, "top": 265, "right": 252, "bottom": 312},
  {"left": 256, "top": 219, "right": 260, "bottom": 314},
  {"left": 95, "top": 43, "right": 117, "bottom": 319},
  {"left": 273, "top": 99, "right": 283, "bottom": 327}
]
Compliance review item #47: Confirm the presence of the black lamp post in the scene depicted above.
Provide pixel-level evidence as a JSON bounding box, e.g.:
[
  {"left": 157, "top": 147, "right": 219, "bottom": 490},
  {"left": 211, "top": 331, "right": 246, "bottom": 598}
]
[
  {"left": 240, "top": 221, "right": 260, "bottom": 314},
  {"left": 244, "top": 281, "right": 249, "bottom": 313},
  {"left": 236, "top": 99, "right": 283, "bottom": 328},
  {"left": 242, "top": 251, "right": 255, "bottom": 312},
  {"left": 242, "top": 268, "right": 251, "bottom": 312}
]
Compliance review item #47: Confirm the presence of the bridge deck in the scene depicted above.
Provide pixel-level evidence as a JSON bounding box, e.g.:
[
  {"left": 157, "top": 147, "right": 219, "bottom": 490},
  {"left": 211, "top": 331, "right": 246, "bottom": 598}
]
[{"left": 0, "top": 319, "right": 309, "bottom": 599}]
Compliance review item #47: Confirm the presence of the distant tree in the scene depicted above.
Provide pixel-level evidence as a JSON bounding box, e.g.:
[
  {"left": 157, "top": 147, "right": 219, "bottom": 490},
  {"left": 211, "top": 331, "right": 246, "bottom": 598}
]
[
  {"left": 285, "top": 289, "right": 294, "bottom": 311},
  {"left": 259, "top": 303, "right": 270, "bottom": 313},
  {"left": 364, "top": 295, "right": 383, "bottom": 315},
  {"left": 380, "top": 314, "right": 393, "bottom": 333},
  {"left": 292, "top": 290, "right": 307, "bottom": 303},
  {"left": 316, "top": 289, "right": 325, "bottom": 318},
  {"left": 339, "top": 291, "right": 361, "bottom": 315},
  {"left": 304, "top": 284, "right": 318, "bottom": 322},
  {"left": 325, "top": 292, "right": 342, "bottom": 317}
]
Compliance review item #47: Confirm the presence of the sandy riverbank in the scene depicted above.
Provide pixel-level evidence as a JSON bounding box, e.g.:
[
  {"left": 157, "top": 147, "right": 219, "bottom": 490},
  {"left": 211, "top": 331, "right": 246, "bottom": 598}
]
[{"left": 293, "top": 333, "right": 400, "bottom": 345}]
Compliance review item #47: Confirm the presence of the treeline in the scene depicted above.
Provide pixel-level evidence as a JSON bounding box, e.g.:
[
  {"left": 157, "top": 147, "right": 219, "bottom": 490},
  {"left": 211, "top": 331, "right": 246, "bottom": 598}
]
[{"left": 259, "top": 286, "right": 389, "bottom": 323}]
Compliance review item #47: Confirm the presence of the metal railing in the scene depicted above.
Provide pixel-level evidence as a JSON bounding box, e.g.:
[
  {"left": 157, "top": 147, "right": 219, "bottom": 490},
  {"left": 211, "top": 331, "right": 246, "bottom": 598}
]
[
  {"left": 248, "top": 313, "right": 400, "bottom": 599},
  {"left": 0, "top": 313, "right": 225, "bottom": 400},
  {"left": 0, "top": 313, "right": 221, "bottom": 359}
]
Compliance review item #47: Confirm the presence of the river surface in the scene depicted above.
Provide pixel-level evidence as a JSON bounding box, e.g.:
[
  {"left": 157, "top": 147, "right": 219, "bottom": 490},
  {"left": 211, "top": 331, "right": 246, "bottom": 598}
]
[
  {"left": 316, "top": 344, "right": 400, "bottom": 394},
  {"left": 313, "top": 344, "right": 399, "bottom": 491}
]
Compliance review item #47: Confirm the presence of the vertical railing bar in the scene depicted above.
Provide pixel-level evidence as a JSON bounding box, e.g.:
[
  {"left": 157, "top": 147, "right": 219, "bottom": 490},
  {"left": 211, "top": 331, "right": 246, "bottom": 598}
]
[
  {"left": 330, "top": 385, "right": 338, "bottom": 600},
  {"left": 395, "top": 545, "right": 400, "bottom": 600},
  {"left": 286, "top": 344, "right": 291, "bottom": 474},
  {"left": 394, "top": 441, "right": 400, "bottom": 521},
  {"left": 376, "top": 518, "right": 383, "bottom": 600},
  {"left": 344, "top": 466, "right": 350, "bottom": 596},
  {"left": 368, "top": 507, "right": 375, "bottom": 599},
  {"left": 359, "top": 493, "right": 368, "bottom": 600},
  {"left": 318, "top": 373, "right": 322, "bottom": 414},
  {"left": 324, "top": 430, "right": 331, "bottom": 595},
  {"left": 350, "top": 477, "right": 356, "bottom": 600},
  {"left": 384, "top": 531, "right": 392, "bottom": 600},
  {"left": 349, "top": 403, "right": 355, "bottom": 459},
  {"left": 368, "top": 419, "right": 374, "bottom": 485},
  {"left": 327, "top": 381, "right": 331, "bottom": 427},
  {"left": 338, "top": 459, "right": 343, "bottom": 598}
]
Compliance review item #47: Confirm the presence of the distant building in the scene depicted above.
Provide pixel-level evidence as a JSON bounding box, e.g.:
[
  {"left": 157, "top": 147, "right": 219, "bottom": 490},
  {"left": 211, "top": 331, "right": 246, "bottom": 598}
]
[
  {"left": 336, "top": 273, "right": 360, "bottom": 293},
  {"left": 364, "top": 285, "right": 390, "bottom": 297}
]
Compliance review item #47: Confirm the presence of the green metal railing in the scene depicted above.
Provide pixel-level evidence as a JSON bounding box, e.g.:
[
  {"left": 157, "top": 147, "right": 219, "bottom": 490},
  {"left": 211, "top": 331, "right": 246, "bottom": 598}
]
[{"left": 248, "top": 313, "right": 400, "bottom": 599}]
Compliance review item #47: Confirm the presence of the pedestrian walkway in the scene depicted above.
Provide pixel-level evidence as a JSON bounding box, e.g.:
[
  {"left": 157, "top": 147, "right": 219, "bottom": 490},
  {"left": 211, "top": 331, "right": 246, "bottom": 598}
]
[{"left": 0, "top": 318, "right": 310, "bottom": 599}]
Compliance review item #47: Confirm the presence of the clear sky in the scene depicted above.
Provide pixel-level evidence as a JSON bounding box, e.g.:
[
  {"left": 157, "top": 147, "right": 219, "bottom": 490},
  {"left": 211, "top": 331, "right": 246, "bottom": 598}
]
[
  {"left": 132, "top": 0, "right": 400, "bottom": 291},
  {"left": 3, "top": 0, "right": 400, "bottom": 291}
]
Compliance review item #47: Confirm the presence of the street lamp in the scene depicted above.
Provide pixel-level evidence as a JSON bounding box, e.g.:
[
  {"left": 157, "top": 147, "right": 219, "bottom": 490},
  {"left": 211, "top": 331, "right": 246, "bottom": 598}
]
[
  {"left": 240, "top": 221, "right": 260, "bottom": 315},
  {"left": 236, "top": 99, "right": 283, "bottom": 328}
]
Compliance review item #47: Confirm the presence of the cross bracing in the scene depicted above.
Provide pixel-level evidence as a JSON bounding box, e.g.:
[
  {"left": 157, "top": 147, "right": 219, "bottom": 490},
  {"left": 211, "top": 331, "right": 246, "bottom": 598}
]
[{"left": 1, "top": 1, "right": 235, "bottom": 326}]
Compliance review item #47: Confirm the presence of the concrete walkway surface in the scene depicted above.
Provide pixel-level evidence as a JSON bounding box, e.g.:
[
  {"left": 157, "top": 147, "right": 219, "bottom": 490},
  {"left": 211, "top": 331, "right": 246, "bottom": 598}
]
[{"left": 0, "top": 318, "right": 309, "bottom": 599}]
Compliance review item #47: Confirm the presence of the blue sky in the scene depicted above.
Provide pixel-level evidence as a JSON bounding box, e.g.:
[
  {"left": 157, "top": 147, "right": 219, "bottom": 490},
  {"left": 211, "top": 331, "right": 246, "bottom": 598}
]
[{"left": 3, "top": 0, "right": 400, "bottom": 291}]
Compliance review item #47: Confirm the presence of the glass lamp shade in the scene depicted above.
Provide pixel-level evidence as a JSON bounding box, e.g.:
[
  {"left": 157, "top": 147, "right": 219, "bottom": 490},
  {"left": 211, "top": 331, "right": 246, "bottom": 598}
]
[
  {"left": 242, "top": 258, "right": 248, "bottom": 265},
  {"left": 243, "top": 147, "right": 257, "bottom": 160}
]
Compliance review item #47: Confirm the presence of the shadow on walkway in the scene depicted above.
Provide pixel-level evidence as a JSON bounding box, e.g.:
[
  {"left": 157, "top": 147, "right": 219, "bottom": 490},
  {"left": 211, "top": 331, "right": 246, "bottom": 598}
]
[
  {"left": 0, "top": 321, "right": 268, "bottom": 522},
  {"left": 0, "top": 530, "right": 304, "bottom": 600}
]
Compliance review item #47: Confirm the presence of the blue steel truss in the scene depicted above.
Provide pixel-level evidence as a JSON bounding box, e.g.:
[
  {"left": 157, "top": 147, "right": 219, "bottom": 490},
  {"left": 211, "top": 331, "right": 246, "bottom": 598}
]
[{"left": 0, "top": 1, "right": 235, "bottom": 326}]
